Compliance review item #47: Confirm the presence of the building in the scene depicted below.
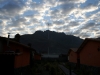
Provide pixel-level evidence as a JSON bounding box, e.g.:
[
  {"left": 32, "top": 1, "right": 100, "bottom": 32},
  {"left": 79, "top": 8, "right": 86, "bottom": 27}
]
[
  {"left": 68, "top": 48, "right": 78, "bottom": 63},
  {"left": 0, "top": 36, "right": 35, "bottom": 75},
  {"left": 68, "top": 38, "right": 100, "bottom": 67},
  {"left": 34, "top": 52, "right": 42, "bottom": 61}
]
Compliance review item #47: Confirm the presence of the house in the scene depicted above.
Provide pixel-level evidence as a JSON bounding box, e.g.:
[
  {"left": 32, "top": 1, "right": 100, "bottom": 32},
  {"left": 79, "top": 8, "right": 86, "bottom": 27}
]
[
  {"left": 34, "top": 52, "right": 42, "bottom": 61},
  {"left": 0, "top": 36, "right": 35, "bottom": 75},
  {"left": 68, "top": 48, "right": 78, "bottom": 63},
  {"left": 68, "top": 38, "right": 100, "bottom": 67}
]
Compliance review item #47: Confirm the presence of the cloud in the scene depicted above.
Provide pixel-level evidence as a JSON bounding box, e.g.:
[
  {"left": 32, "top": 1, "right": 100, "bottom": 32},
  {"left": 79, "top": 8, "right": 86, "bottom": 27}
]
[
  {"left": 82, "top": 22, "right": 95, "bottom": 29},
  {"left": 7, "top": 17, "right": 26, "bottom": 27},
  {"left": 59, "top": 0, "right": 86, "bottom": 5},
  {"left": 50, "top": 9, "right": 60, "bottom": 16},
  {"left": 0, "top": 0, "right": 99, "bottom": 39},
  {"left": 86, "top": 11, "right": 100, "bottom": 23},
  {"left": 60, "top": 3, "right": 76, "bottom": 15},
  {"left": 68, "top": 21, "right": 79, "bottom": 26},
  {"left": 80, "top": 33, "right": 90, "bottom": 38},
  {"left": 43, "top": 0, "right": 57, "bottom": 7},
  {"left": 80, "top": 4, "right": 98, "bottom": 13},
  {"left": 0, "top": 2, "right": 25, "bottom": 17},
  {"left": 0, "top": 20, "right": 3, "bottom": 24},
  {"left": 53, "top": 20, "right": 64, "bottom": 25}
]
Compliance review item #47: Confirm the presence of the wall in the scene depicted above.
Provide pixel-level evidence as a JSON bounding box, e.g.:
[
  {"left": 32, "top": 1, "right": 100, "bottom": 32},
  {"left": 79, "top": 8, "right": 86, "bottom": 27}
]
[
  {"left": 69, "top": 50, "right": 77, "bottom": 63},
  {"left": 14, "top": 48, "right": 30, "bottom": 68},
  {"left": 21, "top": 48, "right": 30, "bottom": 67},
  {"left": 80, "top": 41, "right": 100, "bottom": 67},
  {"left": 3, "top": 42, "right": 30, "bottom": 68},
  {"left": 34, "top": 54, "right": 41, "bottom": 60}
]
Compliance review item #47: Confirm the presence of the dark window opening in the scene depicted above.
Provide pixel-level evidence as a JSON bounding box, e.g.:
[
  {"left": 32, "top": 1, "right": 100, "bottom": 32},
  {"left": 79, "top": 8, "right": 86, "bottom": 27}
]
[
  {"left": 98, "top": 47, "right": 100, "bottom": 51},
  {"left": 15, "top": 49, "right": 20, "bottom": 53}
]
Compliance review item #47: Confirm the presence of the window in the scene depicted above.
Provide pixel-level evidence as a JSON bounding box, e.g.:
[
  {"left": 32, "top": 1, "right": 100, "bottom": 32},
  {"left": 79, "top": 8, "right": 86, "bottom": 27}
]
[
  {"left": 98, "top": 46, "right": 100, "bottom": 51},
  {"left": 15, "top": 49, "right": 20, "bottom": 53}
]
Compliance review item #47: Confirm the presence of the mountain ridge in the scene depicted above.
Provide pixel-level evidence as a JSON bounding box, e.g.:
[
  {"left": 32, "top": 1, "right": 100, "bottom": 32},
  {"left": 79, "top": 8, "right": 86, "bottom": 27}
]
[{"left": 20, "top": 30, "right": 84, "bottom": 54}]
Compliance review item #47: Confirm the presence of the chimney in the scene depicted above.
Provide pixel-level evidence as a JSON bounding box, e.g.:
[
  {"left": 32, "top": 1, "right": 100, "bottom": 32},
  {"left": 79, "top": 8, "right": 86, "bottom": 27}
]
[{"left": 7, "top": 33, "right": 10, "bottom": 47}]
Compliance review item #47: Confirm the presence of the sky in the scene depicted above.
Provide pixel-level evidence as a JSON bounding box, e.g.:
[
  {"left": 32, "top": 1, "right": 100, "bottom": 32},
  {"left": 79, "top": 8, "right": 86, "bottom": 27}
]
[{"left": 0, "top": 0, "right": 100, "bottom": 39}]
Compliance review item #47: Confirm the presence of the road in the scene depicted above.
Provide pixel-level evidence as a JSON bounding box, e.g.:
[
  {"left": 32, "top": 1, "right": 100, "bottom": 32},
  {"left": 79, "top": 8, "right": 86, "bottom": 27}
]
[{"left": 58, "top": 64, "right": 76, "bottom": 75}]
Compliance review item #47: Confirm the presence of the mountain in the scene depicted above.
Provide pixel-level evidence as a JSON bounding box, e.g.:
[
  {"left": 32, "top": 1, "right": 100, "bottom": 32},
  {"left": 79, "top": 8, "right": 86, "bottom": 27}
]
[{"left": 20, "top": 30, "right": 84, "bottom": 54}]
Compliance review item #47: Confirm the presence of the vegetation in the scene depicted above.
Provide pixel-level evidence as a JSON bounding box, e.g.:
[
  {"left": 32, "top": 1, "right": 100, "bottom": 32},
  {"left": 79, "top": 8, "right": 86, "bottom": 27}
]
[{"left": 31, "top": 61, "right": 65, "bottom": 75}]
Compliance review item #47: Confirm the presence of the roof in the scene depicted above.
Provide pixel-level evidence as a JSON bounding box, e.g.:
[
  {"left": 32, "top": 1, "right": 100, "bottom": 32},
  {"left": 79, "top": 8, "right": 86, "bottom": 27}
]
[
  {"left": 70, "top": 48, "right": 78, "bottom": 52},
  {"left": 77, "top": 38, "right": 100, "bottom": 53},
  {"left": 68, "top": 48, "right": 78, "bottom": 55},
  {"left": 0, "top": 36, "right": 36, "bottom": 51},
  {"left": 68, "top": 38, "right": 100, "bottom": 55}
]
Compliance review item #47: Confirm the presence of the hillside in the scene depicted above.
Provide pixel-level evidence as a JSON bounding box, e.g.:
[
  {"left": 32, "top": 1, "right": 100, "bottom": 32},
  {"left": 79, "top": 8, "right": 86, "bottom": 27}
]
[{"left": 20, "top": 30, "right": 84, "bottom": 54}]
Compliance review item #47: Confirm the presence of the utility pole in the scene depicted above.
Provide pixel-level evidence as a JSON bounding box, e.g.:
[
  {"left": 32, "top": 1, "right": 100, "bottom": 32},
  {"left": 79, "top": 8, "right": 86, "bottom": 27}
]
[{"left": 48, "top": 23, "right": 49, "bottom": 57}]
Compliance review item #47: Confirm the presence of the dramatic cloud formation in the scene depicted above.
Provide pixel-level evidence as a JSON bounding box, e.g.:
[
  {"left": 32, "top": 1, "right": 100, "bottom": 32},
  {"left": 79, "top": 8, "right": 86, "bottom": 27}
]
[{"left": 0, "top": 0, "right": 100, "bottom": 39}]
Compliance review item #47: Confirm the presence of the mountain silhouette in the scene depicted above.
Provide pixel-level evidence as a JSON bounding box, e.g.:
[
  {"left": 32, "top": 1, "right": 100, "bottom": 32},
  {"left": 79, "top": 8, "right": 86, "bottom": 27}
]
[{"left": 20, "top": 30, "right": 84, "bottom": 54}]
